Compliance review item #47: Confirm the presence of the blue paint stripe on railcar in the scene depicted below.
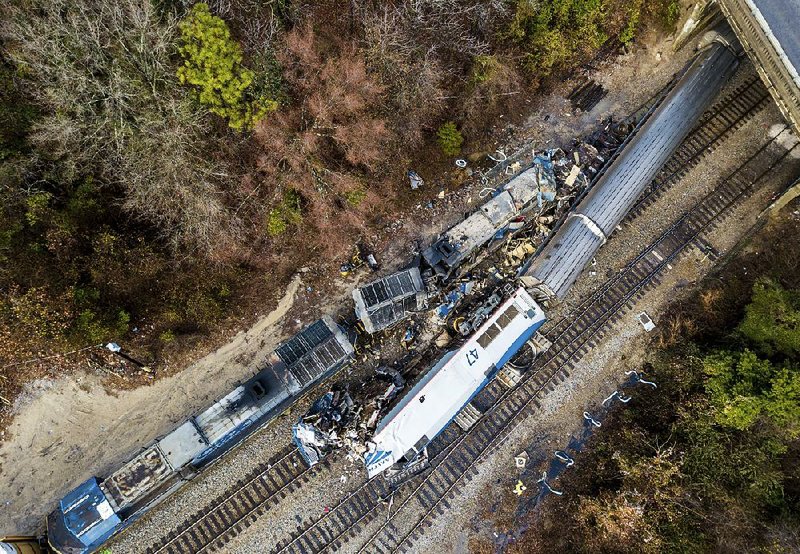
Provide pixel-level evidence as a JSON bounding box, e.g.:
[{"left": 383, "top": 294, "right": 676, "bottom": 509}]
[
  {"left": 364, "top": 449, "right": 392, "bottom": 466},
  {"left": 496, "top": 319, "right": 545, "bottom": 369}
]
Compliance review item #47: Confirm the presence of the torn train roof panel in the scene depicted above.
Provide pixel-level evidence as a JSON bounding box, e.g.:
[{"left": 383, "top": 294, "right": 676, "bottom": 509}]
[
  {"left": 353, "top": 268, "right": 426, "bottom": 334},
  {"left": 275, "top": 316, "right": 354, "bottom": 387}
]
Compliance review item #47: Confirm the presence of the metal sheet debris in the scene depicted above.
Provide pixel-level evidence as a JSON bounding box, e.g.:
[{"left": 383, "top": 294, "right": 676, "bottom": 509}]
[
  {"left": 408, "top": 170, "right": 424, "bottom": 190},
  {"left": 433, "top": 281, "right": 474, "bottom": 323},
  {"left": 564, "top": 164, "right": 582, "bottom": 187},
  {"left": 293, "top": 388, "right": 359, "bottom": 466},
  {"left": 531, "top": 154, "right": 557, "bottom": 208}
]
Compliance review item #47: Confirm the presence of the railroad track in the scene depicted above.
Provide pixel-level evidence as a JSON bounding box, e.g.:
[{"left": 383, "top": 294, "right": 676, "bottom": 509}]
[
  {"left": 140, "top": 69, "right": 771, "bottom": 554},
  {"left": 146, "top": 445, "right": 322, "bottom": 554},
  {"left": 271, "top": 129, "right": 797, "bottom": 554}
]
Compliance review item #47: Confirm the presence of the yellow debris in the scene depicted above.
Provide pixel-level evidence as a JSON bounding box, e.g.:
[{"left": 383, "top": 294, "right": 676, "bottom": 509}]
[{"left": 506, "top": 240, "right": 536, "bottom": 264}]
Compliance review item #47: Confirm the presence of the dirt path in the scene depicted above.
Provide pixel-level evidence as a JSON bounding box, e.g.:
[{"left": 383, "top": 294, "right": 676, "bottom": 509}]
[{"left": 0, "top": 275, "right": 309, "bottom": 535}]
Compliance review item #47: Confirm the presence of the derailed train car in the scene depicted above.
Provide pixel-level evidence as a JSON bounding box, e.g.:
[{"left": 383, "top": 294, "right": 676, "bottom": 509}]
[
  {"left": 47, "top": 317, "right": 353, "bottom": 554},
  {"left": 360, "top": 27, "right": 745, "bottom": 483},
  {"left": 422, "top": 162, "right": 553, "bottom": 279},
  {"left": 524, "top": 27, "right": 742, "bottom": 299},
  {"left": 363, "top": 287, "right": 547, "bottom": 480},
  {"left": 352, "top": 267, "right": 427, "bottom": 334},
  {"left": 45, "top": 154, "right": 553, "bottom": 552}
]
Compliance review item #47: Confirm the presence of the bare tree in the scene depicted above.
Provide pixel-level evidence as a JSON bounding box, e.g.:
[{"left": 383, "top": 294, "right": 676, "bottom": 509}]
[
  {"left": 1, "top": 0, "right": 241, "bottom": 256},
  {"left": 360, "top": 0, "right": 510, "bottom": 143}
]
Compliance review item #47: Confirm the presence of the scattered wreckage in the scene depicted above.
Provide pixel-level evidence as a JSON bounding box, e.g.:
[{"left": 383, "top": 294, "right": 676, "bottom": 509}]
[
  {"left": 293, "top": 387, "right": 360, "bottom": 466},
  {"left": 294, "top": 118, "right": 634, "bottom": 483},
  {"left": 49, "top": 33, "right": 741, "bottom": 549},
  {"left": 422, "top": 118, "right": 631, "bottom": 281},
  {"left": 293, "top": 366, "right": 409, "bottom": 468},
  {"left": 49, "top": 116, "right": 637, "bottom": 554}
]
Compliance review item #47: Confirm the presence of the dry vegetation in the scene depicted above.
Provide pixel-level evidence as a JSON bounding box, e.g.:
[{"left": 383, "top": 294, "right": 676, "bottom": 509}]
[{"left": 0, "top": 0, "right": 680, "bottom": 422}]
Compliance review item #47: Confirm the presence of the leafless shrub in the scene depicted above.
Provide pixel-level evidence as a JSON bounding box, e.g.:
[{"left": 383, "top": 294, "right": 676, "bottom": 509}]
[
  {"left": 274, "top": 25, "right": 392, "bottom": 173},
  {"left": 657, "top": 313, "right": 697, "bottom": 348},
  {"left": 370, "top": 0, "right": 507, "bottom": 62},
  {"left": 362, "top": 7, "right": 447, "bottom": 144},
  {"left": 460, "top": 56, "right": 523, "bottom": 136},
  {"left": 1, "top": 0, "right": 241, "bottom": 256},
  {"left": 201, "top": 0, "right": 286, "bottom": 55},
  {"left": 361, "top": 0, "right": 510, "bottom": 144},
  {"left": 246, "top": 26, "right": 394, "bottom": 256}
]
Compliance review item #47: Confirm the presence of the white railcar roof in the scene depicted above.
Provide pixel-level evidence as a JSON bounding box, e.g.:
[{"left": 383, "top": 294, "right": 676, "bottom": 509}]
[{"left": 365, "top": 288, "right": 545, "bottom": 477}]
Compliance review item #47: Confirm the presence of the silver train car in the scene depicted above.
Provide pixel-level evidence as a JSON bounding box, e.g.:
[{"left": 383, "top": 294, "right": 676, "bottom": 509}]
[
  {"left": 524, "top": 26, "right": 743, "bottom": 299},
  {"left": 422, "top": 164, "right": 550, "bottom": 279},
  {"left": 47, "top": 317, "right": 353, "bottom": 554}
]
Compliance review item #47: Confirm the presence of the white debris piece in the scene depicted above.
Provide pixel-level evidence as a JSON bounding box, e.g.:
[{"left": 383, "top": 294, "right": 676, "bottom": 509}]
[
  {"left": 408, "top": 170, "right": 424, "bottom": 190},
  {"left": 295, "top": 423, "right": 326, "bottom": 447},
  {"left": 637, "top": 311, "right": 656, "bottom": 332},
  {"left": 564, "top": 164, "right": 582, "bottom": 187}
]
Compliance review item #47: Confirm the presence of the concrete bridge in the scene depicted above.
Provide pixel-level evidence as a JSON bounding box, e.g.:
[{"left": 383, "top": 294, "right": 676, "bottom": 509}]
[{"left": 719, "top": 0, "right": 800, "bottom": 136}]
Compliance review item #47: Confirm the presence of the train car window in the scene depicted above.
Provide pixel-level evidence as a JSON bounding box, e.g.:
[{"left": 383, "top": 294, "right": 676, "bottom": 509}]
[
  {"left": 477, "top": 323, "right": 502, "bottom": 349},
  {"left": 497, "top": 304, "right": 519, "bottom": 328}
]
